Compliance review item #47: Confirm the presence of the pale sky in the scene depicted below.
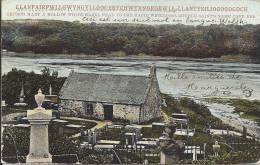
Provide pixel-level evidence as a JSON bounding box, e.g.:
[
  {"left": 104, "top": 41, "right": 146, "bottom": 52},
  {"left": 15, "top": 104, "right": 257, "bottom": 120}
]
[{"left": 2, "top": 0, "right": 260, "bottom": 25}]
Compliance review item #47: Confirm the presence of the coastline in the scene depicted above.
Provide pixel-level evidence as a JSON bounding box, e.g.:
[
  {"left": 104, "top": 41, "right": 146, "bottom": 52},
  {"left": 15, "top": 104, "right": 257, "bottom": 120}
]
[
  {"left": 2, "top": 52, "right": 260, "bottom": 138},
  {"left": 2, "top": 51, "right": 259, "bottom": 64}
]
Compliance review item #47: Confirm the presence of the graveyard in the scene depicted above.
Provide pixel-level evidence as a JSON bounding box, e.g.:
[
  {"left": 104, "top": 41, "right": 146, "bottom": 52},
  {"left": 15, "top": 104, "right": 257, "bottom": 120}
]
[
  {"left": 2, "top": 93, "right": 260, "bottom": 164},
  {"left": 1, "top": 70, "right": 260, "bottom": 164}
]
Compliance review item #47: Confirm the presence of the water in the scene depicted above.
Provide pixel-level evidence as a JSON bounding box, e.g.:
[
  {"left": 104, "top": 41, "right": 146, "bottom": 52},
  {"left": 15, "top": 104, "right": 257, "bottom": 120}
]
[{"left": 2, "top": 55, "right": 260, "bottom": 137}]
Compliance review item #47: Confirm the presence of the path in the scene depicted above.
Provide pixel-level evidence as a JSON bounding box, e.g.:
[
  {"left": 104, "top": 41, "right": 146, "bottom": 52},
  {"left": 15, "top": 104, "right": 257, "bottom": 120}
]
[
  {"left": 2, "top": 112, "right": 26, "bottom": 122},
  {"left": 162, "top": 111, "right": 170, "bottom": 123},
  {"left": 60, "top": 116, "right": 112, "bottom": 138}
]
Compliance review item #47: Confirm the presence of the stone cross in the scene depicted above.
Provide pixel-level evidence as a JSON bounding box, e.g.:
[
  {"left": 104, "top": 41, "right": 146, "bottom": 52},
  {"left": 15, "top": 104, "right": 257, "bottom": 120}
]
[{"left": 159, "top": 121, "right": 183, "bottom": 164}]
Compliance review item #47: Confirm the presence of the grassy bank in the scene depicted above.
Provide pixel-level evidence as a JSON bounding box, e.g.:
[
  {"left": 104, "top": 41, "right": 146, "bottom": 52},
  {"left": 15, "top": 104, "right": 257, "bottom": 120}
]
[
  {"left": 161, "top": 94, "right": 231, "bottom": 130},
  {"left": 206, "top": 98, "right": 260, "bottom": 122}
]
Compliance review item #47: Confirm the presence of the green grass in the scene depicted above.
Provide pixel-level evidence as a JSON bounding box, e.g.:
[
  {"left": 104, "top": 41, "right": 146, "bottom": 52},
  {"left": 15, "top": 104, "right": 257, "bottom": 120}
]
[
  {"left": 240, "top": 114, "right": 259, "bottom": 122},
  {"left": 97, "top": 128, "right": 123, "bottom": 141},
  {"left": 141, "top": 127, "right": 162, "bottom": 138},
  {"left": 231, "top": 99, "right": 260, "bottom": 116},
  {"left": 52, "top": 119, "right": 97, "bottom": 136},
  {"left": 205, "top": 98, "right": 260, "bottom": 122}
]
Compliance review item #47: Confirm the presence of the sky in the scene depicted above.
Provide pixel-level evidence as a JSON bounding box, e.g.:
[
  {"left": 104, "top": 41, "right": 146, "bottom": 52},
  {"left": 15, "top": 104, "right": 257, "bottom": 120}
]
[{"left": 2, "top": 0, "right": 260, "bottom": 25}]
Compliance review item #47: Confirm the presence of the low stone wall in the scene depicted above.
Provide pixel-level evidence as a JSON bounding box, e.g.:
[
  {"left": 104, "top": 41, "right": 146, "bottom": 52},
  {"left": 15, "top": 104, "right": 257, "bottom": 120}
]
[{"left": 2, "top": 112, "right": 27, "bottom": 122}]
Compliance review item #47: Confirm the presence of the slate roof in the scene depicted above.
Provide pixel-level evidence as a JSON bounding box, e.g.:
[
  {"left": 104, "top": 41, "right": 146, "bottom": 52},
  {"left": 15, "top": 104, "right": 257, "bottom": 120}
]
[{"left": 59, "top": 72, "right": 151, "bottom": 105}]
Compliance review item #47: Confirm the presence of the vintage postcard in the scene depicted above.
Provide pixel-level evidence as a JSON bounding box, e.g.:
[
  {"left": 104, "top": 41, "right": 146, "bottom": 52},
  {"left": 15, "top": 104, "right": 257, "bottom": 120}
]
[{"left": 1, "top": 0, "right": 260, "bottom": 164}]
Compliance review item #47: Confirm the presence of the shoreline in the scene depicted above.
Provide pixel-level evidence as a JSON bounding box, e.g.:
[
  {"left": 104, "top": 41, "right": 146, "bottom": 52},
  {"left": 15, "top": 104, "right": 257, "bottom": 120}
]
[{"left": 2, "top": 52, "right": 259, "bottom": 64}]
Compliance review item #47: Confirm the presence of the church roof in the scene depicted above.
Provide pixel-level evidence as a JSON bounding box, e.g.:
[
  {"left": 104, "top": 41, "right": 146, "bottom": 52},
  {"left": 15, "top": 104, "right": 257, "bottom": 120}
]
[{"left": 59, "top": 71, "right": 152, "bottom": 105}]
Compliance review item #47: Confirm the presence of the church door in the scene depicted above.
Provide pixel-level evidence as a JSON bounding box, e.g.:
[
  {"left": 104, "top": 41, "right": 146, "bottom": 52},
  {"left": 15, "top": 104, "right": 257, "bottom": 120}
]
[{"left": 103, "top": 105, "right": 113, "bottom": 120}]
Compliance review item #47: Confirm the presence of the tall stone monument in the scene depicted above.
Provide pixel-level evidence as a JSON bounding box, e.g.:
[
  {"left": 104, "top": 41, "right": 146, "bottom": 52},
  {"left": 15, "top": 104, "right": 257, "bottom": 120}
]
[
  {"left": 159, "top": 121, "right": 184, "bottom": 164},
  {"left": 19, "top": 84, "right": 25, "bottom": 103},
  {"left": 14, "top": 84, "right": 28, "bottom": 106},
  {"left": 26, "top": 89, "right": 52, "bottom": 163}
]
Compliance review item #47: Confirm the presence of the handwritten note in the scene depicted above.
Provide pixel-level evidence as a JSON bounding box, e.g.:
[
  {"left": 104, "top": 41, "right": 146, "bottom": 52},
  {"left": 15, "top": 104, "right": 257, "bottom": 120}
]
[{"left": 163, "top": 72, "right": 253, "bottom": 98}]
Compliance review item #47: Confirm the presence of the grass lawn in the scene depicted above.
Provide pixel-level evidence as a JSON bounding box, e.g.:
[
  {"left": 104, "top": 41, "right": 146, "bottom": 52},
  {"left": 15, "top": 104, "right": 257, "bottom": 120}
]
[
  {"left": 162, "top": 94, "right": 231, "bottom": 130},
  {"left": 51, "top": 119, "right": 97, "bottom": 136},
  {"left": 97, "top": 128, "right": 123, "bottom": 141},
  {"left": 141, "top": 127, "right": 162, "bottom": 138},
  {"left": 240, "top": 114, "right": 260, "bottom": 122}
]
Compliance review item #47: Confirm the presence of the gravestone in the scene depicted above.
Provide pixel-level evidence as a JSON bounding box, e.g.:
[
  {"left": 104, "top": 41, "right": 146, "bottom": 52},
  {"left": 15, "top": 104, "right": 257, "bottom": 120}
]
[{"left": 159, "top": 121, "right": 184, "bottom": 164}]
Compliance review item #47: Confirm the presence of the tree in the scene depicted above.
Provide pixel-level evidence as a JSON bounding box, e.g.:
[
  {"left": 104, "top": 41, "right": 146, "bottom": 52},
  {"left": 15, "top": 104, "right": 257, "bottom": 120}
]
[{"left": 2, "top": 68, "right": 65, "bottom": 106}]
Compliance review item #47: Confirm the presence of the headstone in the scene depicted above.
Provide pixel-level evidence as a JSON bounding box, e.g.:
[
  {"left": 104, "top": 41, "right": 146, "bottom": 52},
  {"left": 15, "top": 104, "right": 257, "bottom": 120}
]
[
  {"left": 144, "top": 159, "right": 149, "bottom": 164},
  {"left": 192, "top": 147, "right": 197, "bottom": 161},
  {"left": 161, "top": 151, "right": 174, "bottom": 165},
  {"left": 159, "top": 121, "right": 183, "bottom": 164},
  {"left": 1, "top": 100, "right": 6, "bottom": 106},
  {"left": 152, "top": 122, "right": 165, "bottom": 132},
  {"left": 58, "top": 126, "right": 64, "bottom": 135},
  {"left": 93, "top": 132, "right": 97, "bottom": 144},
  {"left": 125, "top": 132, "right": 136, "bottom": 146},
  {"left": 242, "top": 126, "right": 247, "bottom": 138},
  {"left": 88, "top": 130, "right": 92, "bottom": 143},
  {"left": 213, "top": 141, "right": 220, "bottom": 157}
]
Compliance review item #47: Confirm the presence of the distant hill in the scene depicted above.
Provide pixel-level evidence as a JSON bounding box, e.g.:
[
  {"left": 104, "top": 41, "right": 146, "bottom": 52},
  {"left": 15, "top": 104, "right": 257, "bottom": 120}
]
[{"left": 2, "top": 20, "right": 260, "bottom": 59}]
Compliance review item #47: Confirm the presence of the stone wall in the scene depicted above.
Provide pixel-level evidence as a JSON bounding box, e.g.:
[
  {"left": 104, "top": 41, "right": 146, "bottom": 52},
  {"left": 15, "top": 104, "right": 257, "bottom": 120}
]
[
  {"left": 93, "top": 103, "right": 104, "bottom": 120},
  {"left": 140, "top": 76, "right": 162, "bottom": 123},
  {"left": 60, "top": 100, "right": 84, "bottom": 116},
  {"left": 60, "top": 99, "right": 141, "bottom": 123},
  {"left": 113, "top": 104, "right": 140, "bottom": 123},
  {"left": 2, "top": 112, "right": 27, "bottom": 122}
]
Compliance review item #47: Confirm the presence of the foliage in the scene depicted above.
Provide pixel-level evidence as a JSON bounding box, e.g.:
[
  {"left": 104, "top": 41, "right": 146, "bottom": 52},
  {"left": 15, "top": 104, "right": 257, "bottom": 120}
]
[
  {"left": 97, "top": 127, "right": 124, "bottom": 141},
  {"left": 78, "top": 148, "right": 112, "bottom": 164},
  {"left": 207, "top": 98, "right": 260, "bottom": 122},
  {"left": 2, "top": 120, "right": 260, "bottom": 164},
  {"left": 141, "top": 127, "right": 162, "bottom": 138},
  {"left": 212, "top": 149, "right": 260, "bottom": 164},
  {"left": 2, "top": 20, "right": 260, "bottom": 59},
  {"left": 2, "top": 127, "right": 30, "bottom": 163},
  {"left": 162, "top": 94, "right": 230, "bottom": 129},
  {"left": 2, "top": 68, "right": 66, "bottom": 107},
  {"left": 2, "top": 122, "right": 82, "bottom": 163},
  {"left": 231, "top": 99, "right": 260, "bottom": 116}
]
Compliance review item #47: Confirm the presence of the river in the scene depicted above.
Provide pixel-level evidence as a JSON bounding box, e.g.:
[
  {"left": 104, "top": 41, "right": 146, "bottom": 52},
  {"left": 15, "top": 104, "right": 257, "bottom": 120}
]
[{"left": 2, "top": 54, "right": 260, "bottom": 137}]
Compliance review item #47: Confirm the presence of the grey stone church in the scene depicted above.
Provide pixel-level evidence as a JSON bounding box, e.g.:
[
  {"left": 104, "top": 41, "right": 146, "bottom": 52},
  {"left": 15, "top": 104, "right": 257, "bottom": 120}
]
[{"left": 59, "top": 66, "right": 162, "bottom": 123}]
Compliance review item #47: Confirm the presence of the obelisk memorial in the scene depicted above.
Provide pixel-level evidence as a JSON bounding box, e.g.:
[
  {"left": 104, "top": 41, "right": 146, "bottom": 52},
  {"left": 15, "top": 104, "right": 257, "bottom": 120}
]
[{"left": 26, "top": 89, "right": 52, "bottom": 163}]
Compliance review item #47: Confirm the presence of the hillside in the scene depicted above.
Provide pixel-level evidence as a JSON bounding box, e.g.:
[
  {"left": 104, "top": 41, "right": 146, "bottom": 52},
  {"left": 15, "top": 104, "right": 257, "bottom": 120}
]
[{"left": 2, "top": 20, "right": 260, "bottom": 59}]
